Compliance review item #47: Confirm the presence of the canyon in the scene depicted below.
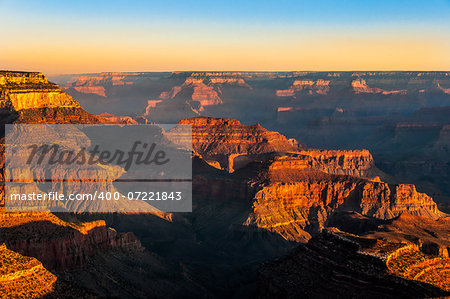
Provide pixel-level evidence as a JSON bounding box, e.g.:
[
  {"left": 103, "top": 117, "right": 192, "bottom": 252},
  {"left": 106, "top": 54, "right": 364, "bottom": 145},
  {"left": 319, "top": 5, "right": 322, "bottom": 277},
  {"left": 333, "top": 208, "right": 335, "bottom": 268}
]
[
  {"left": 1, "top": 71, "right": 449, "bottom": 298},
  {"left": 0, "top": 71, "right": 200, "bottom": 297}
]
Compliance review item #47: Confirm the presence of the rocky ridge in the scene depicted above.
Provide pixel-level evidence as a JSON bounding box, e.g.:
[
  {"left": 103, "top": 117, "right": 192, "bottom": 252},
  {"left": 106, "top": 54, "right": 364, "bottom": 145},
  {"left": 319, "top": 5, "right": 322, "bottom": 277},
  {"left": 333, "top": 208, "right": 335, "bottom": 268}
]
[
  {"left": 352, "top": 78, "right": 407, "bottom": 94},
  {"left": 276, "top": 79, "right": 330, "bottom": 96},
  {"left": 0, "top": 212, "right": 143, "bottom": 270},
  {"left": 0, "top": 71, "right": 111, "bottom": 124},
  {"left": 256, "top": 229, "right": 449, "bottom": 298},
  {"left": 0, "top": 243, "right": 57, "bottom": 298},
  {"left": 178, "top": 116, "right": 445, "bottom": 245},
  {"left": 176, "top": 116, "right": 301, "bottom": 171},
  {"left": 240, "top": 157, "right": 442, "bottom": 242}
]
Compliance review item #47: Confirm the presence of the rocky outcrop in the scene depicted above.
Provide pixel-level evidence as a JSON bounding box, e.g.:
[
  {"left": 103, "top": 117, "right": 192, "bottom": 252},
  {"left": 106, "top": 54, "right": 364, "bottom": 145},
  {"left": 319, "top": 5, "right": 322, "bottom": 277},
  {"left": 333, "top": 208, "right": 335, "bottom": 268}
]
[
  {"left": 158, "top": 73, "right": 251, "bottom": 110},
  {"left": 0, "top": 71, "right": 80, "bottom": 110},
  {"left": 0, "top": 244, "right": 57, "bottom": 298},
  {"left": 0, "top": 71, "right": 49, "bottom": 85},
  {"left": 350, "top": 212, "right": 450, "bottom": 258},
  {"left": 72, "top": 86, "right": 106, "bottom": 97},
  {"left": 144, "top": 99, "right": 163, "bottom": 114},
  {"left": 299, "top": 149, "right": 375, "bottom": 177},
  {"left": 7, "top": 91, "right": 81, "bottom": 110},
  {"left": 386, "top": 245, "right": 450, "bottom": 292},
  {"left": 160, "top": 77, "right": 223, "bottom": 108},
  {"left": 352, "top": 78, "right": 406, "bottom": 94},
  {"left": 276, "top": 79, "right": 330, "bottom": 96},
  {"left": 243, "top": 159, "right": 443, "bottom": 242},
  {"left": 14, "top": 107, "right": 112, "bottom": 124},
  {"left": 177, "top": 117, "right": 374, "bottom": 176},
  {"left": 256, "top": 229, "right": 449, "bottom": 298},
  {"left": 62, "top": 72, "right": 139, "bottom": 96},
  {"left": 0, "top": 212, "right": 143, "bottom": 270},
  {"left": 0, "top": 71, "right": 111, "bottom": 124},
  {"left": 182, "top": 117, "right": 300, "bottom": 155},
  {"left": 352, "top": 78, "right": 383, "bottom": 93},
  {"left": 176, "top": 117, "right": 301, "bottom": 170},
  {"left": 98, "top": 112, "right": 138, "bottom": 124},
  {"left": 170, "top": 117, "right": 445, "bottom": 245}
]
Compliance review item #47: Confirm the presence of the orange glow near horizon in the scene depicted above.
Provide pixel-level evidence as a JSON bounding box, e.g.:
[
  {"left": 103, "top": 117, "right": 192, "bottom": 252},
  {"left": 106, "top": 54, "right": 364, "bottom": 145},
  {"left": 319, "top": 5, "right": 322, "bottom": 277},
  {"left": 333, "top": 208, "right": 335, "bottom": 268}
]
[
  {"left": 1, "top": 1, "right": 449, "bottom": 74},
  {"left": 2, "top": 34, "right": 449, "bottom": 75}
]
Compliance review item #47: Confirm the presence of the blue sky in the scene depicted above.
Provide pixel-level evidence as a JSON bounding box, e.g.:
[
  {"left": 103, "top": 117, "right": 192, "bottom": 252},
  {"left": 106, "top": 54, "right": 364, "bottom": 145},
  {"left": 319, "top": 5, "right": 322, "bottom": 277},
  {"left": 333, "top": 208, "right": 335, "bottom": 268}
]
[{"left": 1, "top": 0, "right": 449, "bottom": 73}]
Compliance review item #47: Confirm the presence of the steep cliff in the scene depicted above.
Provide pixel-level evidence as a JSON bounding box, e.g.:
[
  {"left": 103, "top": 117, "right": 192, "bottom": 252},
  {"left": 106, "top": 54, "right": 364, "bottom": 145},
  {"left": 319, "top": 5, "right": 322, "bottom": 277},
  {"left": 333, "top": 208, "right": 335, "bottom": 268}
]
[
  {"left": 0, "top": 71, "right": 110, "bottom": 124},
  {"left": 176, "top": 117, "right": 301, "bottom": 171},
  {"left": 299, "top": 149, "right": 375, "bottom": 177},
  {"left": 0, "top": 212, "right": 143, "bottom": 270},
  {"left": 242, "top": 158, "right": 443, "bottom": 242},
  {"left": 0, "top": 71, "right": 80, "bottom": 110},
  {"left": 177, "top": 117, "right": 375, "bottom": 177}
]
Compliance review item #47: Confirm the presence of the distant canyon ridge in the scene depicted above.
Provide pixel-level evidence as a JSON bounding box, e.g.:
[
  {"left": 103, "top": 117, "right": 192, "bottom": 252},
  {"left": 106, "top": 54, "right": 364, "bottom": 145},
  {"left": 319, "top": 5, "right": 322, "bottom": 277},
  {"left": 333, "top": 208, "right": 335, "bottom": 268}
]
[{"left": 51, "top": 71, "right": 450, "bottom": 213}]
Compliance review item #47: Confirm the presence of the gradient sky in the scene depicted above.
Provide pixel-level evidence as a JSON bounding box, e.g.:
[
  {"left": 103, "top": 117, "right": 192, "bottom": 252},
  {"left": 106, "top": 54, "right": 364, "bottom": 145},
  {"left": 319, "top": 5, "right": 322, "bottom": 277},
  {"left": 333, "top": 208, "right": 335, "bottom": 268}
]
[{"left": 1, "top": 0, "right": 449, "bottom": 74}]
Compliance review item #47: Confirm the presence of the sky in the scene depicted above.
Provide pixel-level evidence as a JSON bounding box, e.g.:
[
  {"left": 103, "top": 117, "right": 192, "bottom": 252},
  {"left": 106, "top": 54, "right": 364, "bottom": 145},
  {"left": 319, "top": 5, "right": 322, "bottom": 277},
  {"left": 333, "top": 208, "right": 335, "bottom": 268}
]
[{"left": 1, "top": 0, "right": 449, "bottom": 74}]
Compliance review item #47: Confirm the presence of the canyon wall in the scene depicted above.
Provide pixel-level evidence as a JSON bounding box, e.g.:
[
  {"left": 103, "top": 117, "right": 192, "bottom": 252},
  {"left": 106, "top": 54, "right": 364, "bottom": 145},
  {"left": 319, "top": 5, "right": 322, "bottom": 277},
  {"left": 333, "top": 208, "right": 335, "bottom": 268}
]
[
  {"left": 0, "top": 71, "right": 111, "bottom": 124},
  {"left": 243, "top": 161, "right": 442, "bottom": 242}
]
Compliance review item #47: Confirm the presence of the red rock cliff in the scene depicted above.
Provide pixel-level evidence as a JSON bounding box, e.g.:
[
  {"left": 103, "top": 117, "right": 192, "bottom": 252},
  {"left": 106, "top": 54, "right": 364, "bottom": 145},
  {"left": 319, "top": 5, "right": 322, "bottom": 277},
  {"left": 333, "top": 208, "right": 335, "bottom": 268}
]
[{"left": 0, "top": 71, "right": 111, "bottom": 124}]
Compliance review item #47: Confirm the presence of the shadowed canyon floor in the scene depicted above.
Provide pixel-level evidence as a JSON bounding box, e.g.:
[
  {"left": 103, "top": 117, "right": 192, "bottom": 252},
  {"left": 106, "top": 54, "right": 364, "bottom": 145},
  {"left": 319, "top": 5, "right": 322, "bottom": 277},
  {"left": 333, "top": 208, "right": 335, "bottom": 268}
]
[{"left": 0, "top": 71, "right": 449, "bottom": 298}]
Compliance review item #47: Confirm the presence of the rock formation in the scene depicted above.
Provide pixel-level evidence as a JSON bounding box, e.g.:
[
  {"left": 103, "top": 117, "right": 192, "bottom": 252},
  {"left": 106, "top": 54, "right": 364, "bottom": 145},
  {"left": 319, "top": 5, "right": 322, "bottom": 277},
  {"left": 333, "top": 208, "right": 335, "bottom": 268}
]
[
  {"left": 62, "top": 72, "right": 139, "bottom": 96},
  {"left": 0, "top": 71, "right": 111, "bottom": 124},
  {"left": 172, "top": 117, "right": 446, "bottom": 245},
  {"left": 256, "top": 229, "right": 449, "bottom": 298},
  {"left": 0, "top": 212, "right": 143, "bottom": 270},
  {"left": 276, "top": 79, "right": 330, "bottom": 96},
  {"left": 160, "top": 76, "right": 225, "bottom": 107},
  {"left": 176, "top": 116, "right": 302, "bottom": 171},
  {"left": 156, "top": 73, "right": 251, "bottom": 112},
  {"left": 241, "top": 157, "right": 443, "bottom": 242},
  {"left": 345, "top": 212, "right": 450, "bottom": 258},
  {"left": 98, "top": 112, "right": 138, "bottom": 124},
  {"left": 298, "top": 149, "right": 375, "bottom": 177},
  {"left": 0, "top": 71, "right": 80, "bottom": 110},
  {"left": 0, "top": 244, "right": 57, "bottom": 298},
  {"left": 352, "top": 78, "right": 406, "bottom": 94}
]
